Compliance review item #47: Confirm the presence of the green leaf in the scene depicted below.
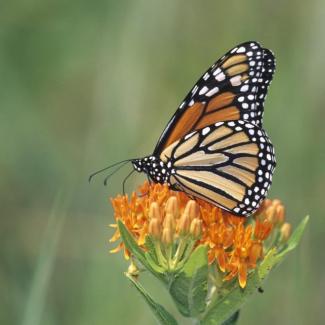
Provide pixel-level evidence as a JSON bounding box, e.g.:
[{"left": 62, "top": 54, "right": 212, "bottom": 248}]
[
  {"left": 126, "top": 273, "right": 178, "bottom": 325},
  {"left": 117, "top": 220, "right": 166, "bottom": 282},
  {"left": 117, "top": 220, "right": 147, "bottom": 265},
  {"left": 145, "top": 235, "right": 159, "bottom": 263},
  {"left": 169, "top": 245, "right": 208, "bottom": 317},
  {"left": 221, "top": 310, "right": 240, "bottom": 325},
  {"left": 258, "top": 248, "right": 278, "bottom": 281},
  {"left": 143, "top": 235, "right": 166, "bottom": 274}
]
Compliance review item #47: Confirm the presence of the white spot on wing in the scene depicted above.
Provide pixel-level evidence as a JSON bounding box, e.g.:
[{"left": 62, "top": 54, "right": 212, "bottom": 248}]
[
  {"left": 191, "top": 85, "right": 198, "bottom": 95},
  {"left": 199, "top": 86, "right": 209, "bottom": 95},
  {"left": 179, "top": 101, "right": 185, "bottom": 109},
  {"left": 203, "top": 72, "right": 210, "bottom": 80},
  {"left": 202, "top": 127, "right": 210, "bottom": 136},
  {"left": 206, "top": 87, "right": 219, "bottom": 97},
  {"left": 184, "top": 131, "right": 195, "bottom": 140},
  {"left": 236, "top": 46, "right": 246, "bottom": 53},
  {"left": 213, "top": 68, "right": 221, "bottom": 76},
  {"left": 230, "top": 75, "right": 242, "bottom": 86},
  {"left": 240, "top": 85, "right": 249, "bottom": 92},
  {"left": 215, "top": 72, "right": 226, "bottom": 82}
]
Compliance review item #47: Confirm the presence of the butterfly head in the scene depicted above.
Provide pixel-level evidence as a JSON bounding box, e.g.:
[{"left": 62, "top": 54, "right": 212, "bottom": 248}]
[{"left": 132, "top": 156, "right": 170, "bottom": 184}]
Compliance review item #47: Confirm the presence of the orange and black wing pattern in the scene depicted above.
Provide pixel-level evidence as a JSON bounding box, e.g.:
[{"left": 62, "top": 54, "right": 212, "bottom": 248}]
[
  {"left": 153, "top": 41, "right": 275, "bottom": 155},
  {"left": 160, "top": 120, "right": 276, "bottom": 216}
]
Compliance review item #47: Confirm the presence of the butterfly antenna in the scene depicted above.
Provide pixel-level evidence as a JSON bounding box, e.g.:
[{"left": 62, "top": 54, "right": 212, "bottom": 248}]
[
  {"left": 88, "top": 158, "right": 135, "bottom": 183},
  {"left": 103, "top": 160, "right": 130, "bottom": 186},
  {"left": 122, "top": 169, "right": 136, "bottom": 195}
]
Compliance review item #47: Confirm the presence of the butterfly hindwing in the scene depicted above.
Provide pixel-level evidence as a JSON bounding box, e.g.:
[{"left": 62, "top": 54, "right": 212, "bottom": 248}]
[
  {"left": 160, "top": 120, "right": 276, "bottom": 216},
  {"left": 154, "top": 41, "right": 275, "bottom": 155}
]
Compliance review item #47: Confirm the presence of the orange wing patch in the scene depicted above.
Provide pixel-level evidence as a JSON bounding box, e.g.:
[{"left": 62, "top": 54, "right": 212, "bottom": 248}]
[
  {"left": 196, "top": 107, "right": 240, "bottom": 129},
  {"left": 222, "top": 54, "right": 247, "bottom": 68},
  {"left": 174, "top": 151, "right": 229, "bottom": 167},
  {"left": 160, "top": 140, "right": 179, "bottom": 162},
  {"left": 208, "top": 132, "right": 249, "bottom": 151},
  {"left": 173, "top": 133, "right": 200, "bottom": 158},
  {"left": 162, "top": 93, "right": 241, "bottom": 150},
  {"left": 163, "top": 102, "right": 205, "bottom": 149},
  {"left": 227, "top": 64, "right": 249, "bottom": 77},
  {"left": 225, "top": 143, "right": 259, "bottom": 155},
  {"left": 233, "top": 157, "right": 259, "bottom": 171},
  {"left": 206, "top": 92, "right": 235, "bottom": 112},
  {"left": 219, "top": 165, "right": 255, "bottom": 187},
  {"left": 201, "top": 126, "right": 233, "bottom": 146}
]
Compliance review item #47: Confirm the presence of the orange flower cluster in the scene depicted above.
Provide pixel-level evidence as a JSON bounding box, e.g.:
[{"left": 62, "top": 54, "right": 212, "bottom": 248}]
[
  {"left": 110, "top": 182, "right": 198, "bottom": 257},
  {"left": 110, "top": 182, "right": 289, "bottom": 288}
]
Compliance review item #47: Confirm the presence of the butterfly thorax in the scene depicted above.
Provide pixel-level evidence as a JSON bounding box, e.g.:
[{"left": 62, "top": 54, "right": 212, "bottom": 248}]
[{"left": 132, "top": 156, "right": 173, "bottom": 184}]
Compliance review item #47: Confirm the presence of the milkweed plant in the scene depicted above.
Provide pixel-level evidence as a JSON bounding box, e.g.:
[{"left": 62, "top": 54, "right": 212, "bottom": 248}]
[{"left": 109, "top": 182, "right": 308, "bottom": 325}]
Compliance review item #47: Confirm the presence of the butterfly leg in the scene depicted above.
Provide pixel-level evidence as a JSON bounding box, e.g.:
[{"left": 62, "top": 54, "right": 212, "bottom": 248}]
[
  {"left": 122, "top": 169, "right": 136, "bottom": 195},
  {"left": 137, "top": 175, "right": 152, "bottom": 197}
]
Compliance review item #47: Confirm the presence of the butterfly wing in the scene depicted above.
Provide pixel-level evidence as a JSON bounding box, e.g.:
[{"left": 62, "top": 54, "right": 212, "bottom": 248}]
[
  {"left": 161, "top": 121, "right": 276, "bottom": 216},
  {"left": 154, "top": 41, "right": 275, "bottom": 155}
]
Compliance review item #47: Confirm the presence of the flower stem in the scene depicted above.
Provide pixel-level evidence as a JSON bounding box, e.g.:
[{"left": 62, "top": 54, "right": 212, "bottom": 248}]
[
  {"left": 154, "top": 241, "right": 168, "bottom": 268},
  {"left": 170, "top": 237, "right": 188, "bottom": 269}
]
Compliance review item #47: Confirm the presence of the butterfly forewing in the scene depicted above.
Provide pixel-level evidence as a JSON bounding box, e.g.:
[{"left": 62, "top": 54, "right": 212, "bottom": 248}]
[
  {"left": 161, "top": 120, "right": 276, "bottom": 216},
  {"left": 154, "top": 41, "right": 275, "bottom": 155}
]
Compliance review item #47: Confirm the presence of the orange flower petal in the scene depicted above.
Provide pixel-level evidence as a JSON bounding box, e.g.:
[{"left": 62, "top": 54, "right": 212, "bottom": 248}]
[
  {"left": 238, "top": 263, "right": 247, "bottom": 288},
  {"left": 216, "top": 248, "right": 227, "bottom": 272}
]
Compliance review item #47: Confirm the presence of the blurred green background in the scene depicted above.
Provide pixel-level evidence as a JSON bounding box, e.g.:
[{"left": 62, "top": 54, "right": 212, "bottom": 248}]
[{"left": 1, "top": 0, "right": 324, "bottom": 324}]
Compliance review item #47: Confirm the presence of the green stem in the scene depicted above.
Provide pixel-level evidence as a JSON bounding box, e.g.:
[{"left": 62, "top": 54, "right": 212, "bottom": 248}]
[
  {"left": 170, "top": 236, "right": 188, "bottom": 269},
  {"left": 154, "top": 241, "right": 168, "bottom": 268},
  {"left": 165, "top": 244, "right": 173, "bottom": 270}
]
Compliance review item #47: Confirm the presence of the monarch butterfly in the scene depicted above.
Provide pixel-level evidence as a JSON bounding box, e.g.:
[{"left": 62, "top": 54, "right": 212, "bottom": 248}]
[{"left": 90, "top": 41, "right": 276, "bottom": 217}]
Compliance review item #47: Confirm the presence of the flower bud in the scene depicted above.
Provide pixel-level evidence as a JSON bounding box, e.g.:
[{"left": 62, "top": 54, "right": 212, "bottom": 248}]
[
  {"left": 264, "top": 198, "right": 273, "bottom": 208},
  {"left": 272, "top": 199, "right": 282, "bottom": 209},
  {"left": 148, "top": 218, "right": 161, "bottom": 239},
  {"left": 165, "top": 196, "right": 179, "bottom": 219},
  {"left": 127, "top": 260, "right": 139, "bottom": 277},
  {"left": 190, "top": 218, "right": 202, "bottom": 238},
  {"left": 280, "top": 222, "right": 291, "bottom": 242},
  {"left": 275, "top": 204, "right": 285, "bottom": 224},
  {"left": 162, "top": 228, "right": 173, "bottom": 245},
  {"left": 184, "top": 200, "right": 199, "bottom": 221},
  {"left": 178, "top": 212, "right": 191, "bottom": 235},
  {"left": 265, "top": 205, "right": 276, "bottom": 224},
  {"left": 254, "top": 198, "right": 272, "bottom": 218},
  {"left": 163, "top": 213, "right": 176, "bottom": 233},
  {"left": 149, "top": 202, "right": 161, "bottom": 221},
  {"left": 249, "top": 242, "right": 263, "bottom": 265}
]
